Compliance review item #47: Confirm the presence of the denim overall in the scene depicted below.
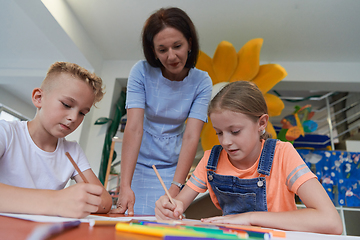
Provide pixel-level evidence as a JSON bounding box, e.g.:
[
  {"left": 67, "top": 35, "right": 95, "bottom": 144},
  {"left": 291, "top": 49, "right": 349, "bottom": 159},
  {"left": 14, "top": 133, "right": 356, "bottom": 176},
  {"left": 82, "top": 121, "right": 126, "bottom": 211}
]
[{"left": 206, "top": 139, "right": 278, "bottom": 215}]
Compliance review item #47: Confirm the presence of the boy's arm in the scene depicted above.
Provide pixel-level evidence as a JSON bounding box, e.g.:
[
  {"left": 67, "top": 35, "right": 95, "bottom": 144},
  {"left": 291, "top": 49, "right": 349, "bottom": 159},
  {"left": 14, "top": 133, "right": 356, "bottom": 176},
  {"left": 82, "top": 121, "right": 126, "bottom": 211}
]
[
  {"left": 202, "top": 179, "right": 343, "bottom": 235},
  {"left": 0, "top": 182, "right": 103, "bottom": 218},
  {"left": 74, "top": 169, "right": 113, "bottom": 213}
]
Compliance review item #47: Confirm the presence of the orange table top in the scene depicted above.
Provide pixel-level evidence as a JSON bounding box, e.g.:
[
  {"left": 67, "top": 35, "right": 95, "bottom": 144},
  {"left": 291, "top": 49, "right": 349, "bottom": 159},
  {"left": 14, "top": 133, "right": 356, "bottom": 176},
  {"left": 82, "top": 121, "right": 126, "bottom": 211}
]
[{"left": 0, "top": 214, "right": 159, "bottom": 240}]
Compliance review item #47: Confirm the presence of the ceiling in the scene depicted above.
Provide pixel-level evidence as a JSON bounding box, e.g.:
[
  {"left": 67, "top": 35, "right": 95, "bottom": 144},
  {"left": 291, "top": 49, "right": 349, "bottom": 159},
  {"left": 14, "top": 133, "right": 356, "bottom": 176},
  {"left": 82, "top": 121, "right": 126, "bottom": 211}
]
[{"left": 1, "top": 0, "right": 360, "bottom": 120}]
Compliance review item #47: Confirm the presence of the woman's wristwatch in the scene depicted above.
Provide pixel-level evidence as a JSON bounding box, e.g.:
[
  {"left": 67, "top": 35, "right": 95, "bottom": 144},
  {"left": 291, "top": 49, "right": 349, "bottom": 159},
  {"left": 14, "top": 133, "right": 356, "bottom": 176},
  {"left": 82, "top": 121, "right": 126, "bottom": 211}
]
[{"left": 171, "top": 181, "right": 185, "bottom": 190}]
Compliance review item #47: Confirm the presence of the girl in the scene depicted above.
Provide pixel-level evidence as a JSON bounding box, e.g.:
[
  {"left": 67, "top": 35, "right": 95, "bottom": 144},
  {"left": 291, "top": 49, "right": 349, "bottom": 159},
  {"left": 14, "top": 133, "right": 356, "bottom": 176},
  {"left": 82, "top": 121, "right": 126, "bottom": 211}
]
[
  {"left": 112, "top": 7, "right": 212, "bottom": 215},
  {"left": 155, "top": 81, "right": 343, "bottom": 235}
]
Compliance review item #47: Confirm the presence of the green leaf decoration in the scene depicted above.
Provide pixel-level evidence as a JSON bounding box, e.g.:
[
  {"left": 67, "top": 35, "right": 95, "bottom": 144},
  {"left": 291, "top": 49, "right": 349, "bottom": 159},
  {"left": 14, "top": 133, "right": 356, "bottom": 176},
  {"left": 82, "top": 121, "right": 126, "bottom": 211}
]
[
  {"left": 94, "top": 117, "right": 112, "bottom": 125},
  {"left": 97, "top": 90, "right": 126, "bottom": 184}
]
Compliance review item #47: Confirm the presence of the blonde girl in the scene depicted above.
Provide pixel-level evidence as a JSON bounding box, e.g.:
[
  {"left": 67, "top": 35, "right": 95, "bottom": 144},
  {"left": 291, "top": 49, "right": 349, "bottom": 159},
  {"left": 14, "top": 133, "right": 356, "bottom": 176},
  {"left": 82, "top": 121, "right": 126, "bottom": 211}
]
[{"left": 155, "top": 81, "right": 342, "bottom": 235}]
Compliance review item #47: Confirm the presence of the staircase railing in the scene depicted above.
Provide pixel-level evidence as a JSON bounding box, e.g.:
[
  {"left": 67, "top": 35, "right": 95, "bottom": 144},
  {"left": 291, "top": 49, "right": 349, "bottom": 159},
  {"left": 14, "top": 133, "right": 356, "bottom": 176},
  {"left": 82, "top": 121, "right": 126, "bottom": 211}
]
[{"left": 278, "top": 92, "right": 360, "bottom": 150}]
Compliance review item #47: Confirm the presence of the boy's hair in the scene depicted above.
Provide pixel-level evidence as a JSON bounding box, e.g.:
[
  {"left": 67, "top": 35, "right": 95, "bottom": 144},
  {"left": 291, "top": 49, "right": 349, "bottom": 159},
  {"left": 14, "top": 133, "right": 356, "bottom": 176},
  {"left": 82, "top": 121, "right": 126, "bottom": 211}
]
[
  {"left": 208, "top": 81, "right": 271, "bottom": 140},
  {"left": 142, "top": 7, "right": 199, "bottom": 68},
  {"left": 42, "top": 62, "right": 105, "bottom": 106}
]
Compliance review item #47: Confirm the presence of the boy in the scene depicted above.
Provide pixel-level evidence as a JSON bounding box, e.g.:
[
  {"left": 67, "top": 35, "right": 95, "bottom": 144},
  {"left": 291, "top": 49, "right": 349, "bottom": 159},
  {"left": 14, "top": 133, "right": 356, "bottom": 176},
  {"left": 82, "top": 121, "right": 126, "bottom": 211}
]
[{"left": 0, "top": 62, "right": 112, "bottom": 218}]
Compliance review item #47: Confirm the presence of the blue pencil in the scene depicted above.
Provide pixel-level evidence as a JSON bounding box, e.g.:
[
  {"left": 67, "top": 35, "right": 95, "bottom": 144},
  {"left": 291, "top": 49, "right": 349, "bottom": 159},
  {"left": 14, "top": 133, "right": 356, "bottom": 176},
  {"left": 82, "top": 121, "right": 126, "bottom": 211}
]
[{"left": 26, "top": 221, "right": 81, "bottom": 240}]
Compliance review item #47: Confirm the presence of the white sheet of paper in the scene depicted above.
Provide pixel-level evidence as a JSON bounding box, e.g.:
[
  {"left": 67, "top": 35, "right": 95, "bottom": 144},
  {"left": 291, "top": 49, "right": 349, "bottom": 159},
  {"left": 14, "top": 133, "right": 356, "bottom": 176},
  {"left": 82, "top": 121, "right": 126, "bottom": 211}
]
[{"left": 0, "top": 212, "right": 157, "bottom": 223}]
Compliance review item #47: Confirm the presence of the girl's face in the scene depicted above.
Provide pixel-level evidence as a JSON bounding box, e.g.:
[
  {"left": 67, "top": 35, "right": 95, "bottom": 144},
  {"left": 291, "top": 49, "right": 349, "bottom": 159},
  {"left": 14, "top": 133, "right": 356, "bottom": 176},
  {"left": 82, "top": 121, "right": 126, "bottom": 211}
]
[
  {"left": 153, "top": 27, "right": 191, "bottom": 81},
  {"left": 210, "top": 109, "right": 267, "bottom": 169}
]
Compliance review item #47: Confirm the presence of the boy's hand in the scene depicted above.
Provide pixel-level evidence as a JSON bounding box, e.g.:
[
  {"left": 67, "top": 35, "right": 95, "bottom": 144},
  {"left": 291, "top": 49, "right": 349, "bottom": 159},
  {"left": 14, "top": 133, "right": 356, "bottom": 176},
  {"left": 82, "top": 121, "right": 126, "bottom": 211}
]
[
  {"left": 110, "top": 186, "right": 135, "bottom": 215},
  {"left": 155, "top": 195, "right": 184, "bottom": 220},
  {"left": 54, "top": 183, "right": 103, "bottom": 218}
]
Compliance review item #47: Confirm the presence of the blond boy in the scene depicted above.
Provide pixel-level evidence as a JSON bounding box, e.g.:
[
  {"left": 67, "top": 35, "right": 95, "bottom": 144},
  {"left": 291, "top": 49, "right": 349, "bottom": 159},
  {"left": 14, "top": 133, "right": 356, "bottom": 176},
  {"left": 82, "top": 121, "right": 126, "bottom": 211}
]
[{"left": 0, "top": 62, "right": 112, "bottom": 218}]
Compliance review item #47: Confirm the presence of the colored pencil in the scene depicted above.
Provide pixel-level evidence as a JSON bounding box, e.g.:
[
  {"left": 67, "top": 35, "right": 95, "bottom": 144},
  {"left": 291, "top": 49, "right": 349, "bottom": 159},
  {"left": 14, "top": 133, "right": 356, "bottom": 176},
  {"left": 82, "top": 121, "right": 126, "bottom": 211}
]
[
  {"left": 26, "top": 221, "right": 81, "bottom": 240},
  {"left": 115, "top": 222, "right": 243, "bottom": 239}
]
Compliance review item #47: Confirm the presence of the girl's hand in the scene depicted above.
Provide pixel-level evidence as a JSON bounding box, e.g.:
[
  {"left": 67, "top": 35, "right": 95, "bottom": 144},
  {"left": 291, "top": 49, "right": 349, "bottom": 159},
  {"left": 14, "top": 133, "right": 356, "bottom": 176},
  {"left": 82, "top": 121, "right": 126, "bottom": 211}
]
[
  {"left": 110, "top": 186, "right": 135, "bottom": 215},
  {"left": 201, "top": 212, "right": 252, "bottom": 226},
  {"left": 155, "top": 195, "right": 184, "bottom": 220}
]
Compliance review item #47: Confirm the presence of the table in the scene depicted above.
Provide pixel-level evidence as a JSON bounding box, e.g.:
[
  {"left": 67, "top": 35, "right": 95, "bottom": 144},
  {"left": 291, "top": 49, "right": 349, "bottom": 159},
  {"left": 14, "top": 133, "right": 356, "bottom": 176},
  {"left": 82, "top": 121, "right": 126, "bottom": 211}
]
[
  {"left": 0, "top": 214, "right": 158, "bottom": 240},
  {"left": 1, "top": 214, "right": 360, "bottom": 240}
]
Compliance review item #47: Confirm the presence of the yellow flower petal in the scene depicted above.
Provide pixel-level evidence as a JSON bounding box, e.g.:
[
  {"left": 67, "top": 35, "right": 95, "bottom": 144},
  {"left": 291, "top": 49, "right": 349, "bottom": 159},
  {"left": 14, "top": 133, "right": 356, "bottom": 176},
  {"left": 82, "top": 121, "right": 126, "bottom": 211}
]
[
  {"left": 251, "top": 64, "right": 287, "bottom": 94},
  {"left": 264, "top": 93, "right": 285, "bottom": 117},
  {"left": 266, "top": 121, "right": 277, "bottom": 139},
  {"left": 196, "top": 51, "right": 218, "bottom": 84},
  {"left": 200, "top": 119, "right": 220, "bottom": 151},
  {"left": 230, "top": 38, "right": 263, "bottom": 82},
  {"left": 212, "top": 41, "right": 237, "bottom": 82}
]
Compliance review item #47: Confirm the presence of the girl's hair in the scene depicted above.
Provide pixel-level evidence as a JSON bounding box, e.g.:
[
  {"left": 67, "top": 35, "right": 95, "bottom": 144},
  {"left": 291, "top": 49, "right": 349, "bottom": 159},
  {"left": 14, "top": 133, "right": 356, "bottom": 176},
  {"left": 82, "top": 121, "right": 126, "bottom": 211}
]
[
  {"left": 42, "top": 62, "right": 105, "bottom": 106},
  {"left": 208, "top": 81, "right": 271, "bottom": 140},
  {"left": 142, "top": 7, "right": 199, "bottom": 68}
]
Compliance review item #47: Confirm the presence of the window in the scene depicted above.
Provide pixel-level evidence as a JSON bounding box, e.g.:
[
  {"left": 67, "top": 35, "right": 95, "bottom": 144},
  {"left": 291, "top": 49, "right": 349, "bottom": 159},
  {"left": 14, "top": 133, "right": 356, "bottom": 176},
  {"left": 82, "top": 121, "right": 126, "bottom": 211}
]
[{"left": 0, "top": 104, "right": 28, "bottom": 121}]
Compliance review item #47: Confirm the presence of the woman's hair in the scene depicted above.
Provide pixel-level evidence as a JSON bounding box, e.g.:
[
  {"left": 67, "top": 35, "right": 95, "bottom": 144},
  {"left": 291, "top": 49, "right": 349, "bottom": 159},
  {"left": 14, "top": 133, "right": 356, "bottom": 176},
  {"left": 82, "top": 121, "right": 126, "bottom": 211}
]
[
  {"left": 208, "top": 81, "right": 271, "bottom": 140},
  {"left": 142, "top": 7, "right": 199, "bottom": 68},
  {"left": 42, "top": 62, "right": 105, "bottom": 106}
]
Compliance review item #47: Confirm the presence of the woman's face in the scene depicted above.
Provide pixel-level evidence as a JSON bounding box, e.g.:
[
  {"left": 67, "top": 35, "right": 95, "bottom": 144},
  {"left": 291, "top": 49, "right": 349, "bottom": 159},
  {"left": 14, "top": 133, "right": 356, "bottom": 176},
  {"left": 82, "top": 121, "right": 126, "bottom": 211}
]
[{"left": 153, "top": 27, "right": 191, "bottom": 81}]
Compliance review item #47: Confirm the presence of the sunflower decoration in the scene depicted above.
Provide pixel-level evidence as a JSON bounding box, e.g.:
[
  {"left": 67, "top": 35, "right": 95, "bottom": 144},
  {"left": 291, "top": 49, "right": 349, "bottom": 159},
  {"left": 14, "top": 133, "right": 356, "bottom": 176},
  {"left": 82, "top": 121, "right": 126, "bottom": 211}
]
[{"left": 196, "top": 39, "right": 287, "bottom": 151}]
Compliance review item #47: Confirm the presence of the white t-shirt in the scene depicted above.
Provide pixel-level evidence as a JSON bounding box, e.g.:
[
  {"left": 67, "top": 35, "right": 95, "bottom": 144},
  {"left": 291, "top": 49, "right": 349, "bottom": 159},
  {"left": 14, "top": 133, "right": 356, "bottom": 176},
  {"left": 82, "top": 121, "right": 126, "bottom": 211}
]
[{"left": 0, "top": 120, "right": 91, "bottom": 190}]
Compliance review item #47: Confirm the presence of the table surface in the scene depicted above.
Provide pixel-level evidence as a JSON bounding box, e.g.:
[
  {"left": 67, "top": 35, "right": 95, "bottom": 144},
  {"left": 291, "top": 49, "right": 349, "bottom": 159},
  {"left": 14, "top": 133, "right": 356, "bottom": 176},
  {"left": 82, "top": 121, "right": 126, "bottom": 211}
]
[
  {"left": 0, "top": 214, "right": 159, "bottom": 240},
  {"left": 1, "top": 213, "right": 360, "bottom": 240}
]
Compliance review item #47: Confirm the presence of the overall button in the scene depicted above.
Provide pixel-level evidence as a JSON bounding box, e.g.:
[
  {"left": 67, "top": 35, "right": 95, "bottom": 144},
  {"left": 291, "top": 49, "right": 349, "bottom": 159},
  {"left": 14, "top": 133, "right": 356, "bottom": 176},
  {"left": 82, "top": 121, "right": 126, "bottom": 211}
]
[
  {"left": 257, "top": 180, "right": 264, "bottom": 187},
  {"left": 208, "top": 175, "right": 213, "bottom": 181}
]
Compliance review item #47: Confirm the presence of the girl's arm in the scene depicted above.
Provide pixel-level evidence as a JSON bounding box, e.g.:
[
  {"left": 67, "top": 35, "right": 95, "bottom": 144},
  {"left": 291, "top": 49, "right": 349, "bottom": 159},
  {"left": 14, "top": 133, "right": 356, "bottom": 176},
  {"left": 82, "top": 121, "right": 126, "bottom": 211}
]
[
  {"left": 203, "top": 178, "right": 343, "bottom": 235},
  {"left": 112, "top": 108, "right": 144, "bottom": 215},
  {"left": 75, "top": 169, "right": 113, "bottom": 213},
  {"left": 155, "top": 185, "right": 199, "bottom": 220},
  {"left": 168, "top": 118, "right": 204, "bottom": 197}
]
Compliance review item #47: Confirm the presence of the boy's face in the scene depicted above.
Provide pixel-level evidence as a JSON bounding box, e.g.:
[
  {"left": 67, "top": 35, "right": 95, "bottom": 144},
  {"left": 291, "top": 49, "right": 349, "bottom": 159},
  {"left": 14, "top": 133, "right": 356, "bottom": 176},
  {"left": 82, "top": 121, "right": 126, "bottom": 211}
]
[{"left": 37, "top": 73, "right": 95, "bottom": 139}]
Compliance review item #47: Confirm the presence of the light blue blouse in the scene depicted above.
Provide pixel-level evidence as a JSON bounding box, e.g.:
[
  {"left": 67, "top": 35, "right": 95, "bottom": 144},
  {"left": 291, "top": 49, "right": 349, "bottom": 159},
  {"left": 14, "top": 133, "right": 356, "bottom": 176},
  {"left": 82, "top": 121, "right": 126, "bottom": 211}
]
[{"left": 125, "top": 60, "right": 212, "bottom": 214}]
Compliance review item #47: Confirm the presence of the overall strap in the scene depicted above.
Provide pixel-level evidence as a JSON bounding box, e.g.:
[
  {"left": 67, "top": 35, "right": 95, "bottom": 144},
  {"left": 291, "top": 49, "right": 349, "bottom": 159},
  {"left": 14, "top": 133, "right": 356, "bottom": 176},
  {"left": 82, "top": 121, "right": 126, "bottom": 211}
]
[
  {"left": 257, "top": 139, "right": 278, "bottom": 176},
  {"left": 206, "top": 145, "right": 223, "bottom": 171}
]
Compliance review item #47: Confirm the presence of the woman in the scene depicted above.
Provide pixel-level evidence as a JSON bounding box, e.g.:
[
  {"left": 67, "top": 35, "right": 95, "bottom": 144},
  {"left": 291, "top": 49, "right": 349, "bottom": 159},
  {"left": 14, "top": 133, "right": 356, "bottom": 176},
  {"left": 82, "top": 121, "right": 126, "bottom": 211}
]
[{"left": 113, "top": 7, "right": 213, "bottom": 215}]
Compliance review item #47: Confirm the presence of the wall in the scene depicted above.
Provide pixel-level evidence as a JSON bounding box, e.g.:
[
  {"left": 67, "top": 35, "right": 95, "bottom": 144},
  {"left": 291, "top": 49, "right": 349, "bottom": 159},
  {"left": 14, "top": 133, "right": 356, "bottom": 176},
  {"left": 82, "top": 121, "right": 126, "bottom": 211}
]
[
  {"left": 0, "top": 87, "right": 36, "bottom": 120},
  {"left": 82, "top": 60, "right": 137, "bottom": 176}
]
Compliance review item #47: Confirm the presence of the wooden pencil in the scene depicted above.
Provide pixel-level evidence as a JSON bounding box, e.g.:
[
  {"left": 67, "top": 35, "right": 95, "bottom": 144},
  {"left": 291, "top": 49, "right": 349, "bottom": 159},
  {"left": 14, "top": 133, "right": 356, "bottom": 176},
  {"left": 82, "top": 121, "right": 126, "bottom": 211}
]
[
  {"left": 65, "top": 152, "right": 105, "bottom": 209},
  {"left": 65, "top": 152, "right": 89, "bottom": 183},
  {"left": 152, "top": 165, "right": 175, "bottom": 205}
]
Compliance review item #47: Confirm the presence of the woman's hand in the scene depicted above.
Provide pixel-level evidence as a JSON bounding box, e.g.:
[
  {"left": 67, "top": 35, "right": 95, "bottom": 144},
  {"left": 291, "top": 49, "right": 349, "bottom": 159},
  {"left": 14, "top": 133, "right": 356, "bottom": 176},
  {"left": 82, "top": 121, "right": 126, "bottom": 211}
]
[
  {"left": 155, "top": 195, "right": 184, "bottom": 220},
  {"left": 110, "top": 186, "right": 135, "bottom": 215}
]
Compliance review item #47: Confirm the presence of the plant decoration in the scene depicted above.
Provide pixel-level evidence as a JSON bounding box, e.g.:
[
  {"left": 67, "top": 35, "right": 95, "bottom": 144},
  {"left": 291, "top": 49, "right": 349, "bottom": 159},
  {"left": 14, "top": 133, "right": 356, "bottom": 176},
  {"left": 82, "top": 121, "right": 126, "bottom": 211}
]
[
  {"left": 277, "top": 104, "right": 318, "bottom": 143},
  {"left": 196, "top": 38, "right": 287, "bottom": 151},
  {"left": 94, "top": 90, "right": 126, "bottom": 184}
]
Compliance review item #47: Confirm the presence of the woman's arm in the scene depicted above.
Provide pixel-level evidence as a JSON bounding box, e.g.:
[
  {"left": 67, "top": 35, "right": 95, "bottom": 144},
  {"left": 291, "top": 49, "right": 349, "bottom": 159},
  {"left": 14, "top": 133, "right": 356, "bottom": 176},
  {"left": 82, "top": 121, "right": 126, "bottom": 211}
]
[
  {"left": 203, "top": 178, "right": 343, "bottom": 235},
  {"left": 112, "top": 108, "right": 144, "bottom": 215},
  {"left": 168, "top": 118, "right": 204, "bottom": 197}
]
